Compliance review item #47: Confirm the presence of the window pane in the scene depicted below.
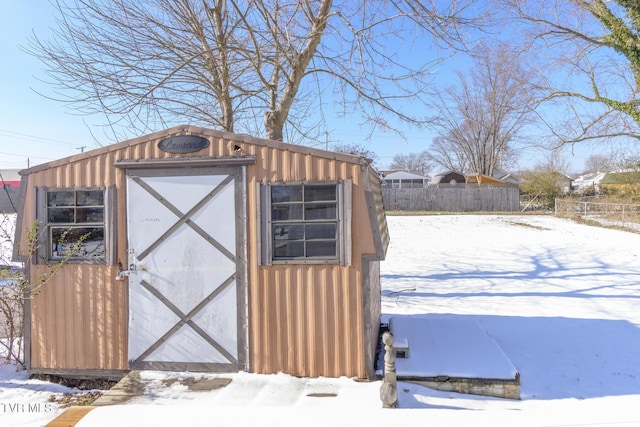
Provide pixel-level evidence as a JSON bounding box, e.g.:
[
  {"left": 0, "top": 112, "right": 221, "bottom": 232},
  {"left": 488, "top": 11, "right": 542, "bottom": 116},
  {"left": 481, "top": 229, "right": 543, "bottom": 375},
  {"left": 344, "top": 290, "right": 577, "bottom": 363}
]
[
  {"left": 77, "top": 190, "right": 104, "bottom": 206},
  {"left": 304, "top": 185, "right": 336, "bottom": 202},
  {"left": 273, "top": 241, "right": 304, "bottom": 258},
  {"left": 305, "top": 203, "right": 336, "bottom": 220},
  {"left": 272, "top": 204, "right": 303, "bottom": 221},
  {"left": 48, "top": 208, "right": 75, "bottom": 223},
  {"left": 306, "top": 241, "right": 336, "bottom": 257},
  {"left": 306, "top": 223, "right": 336, "bottom": 239},
  {"left": 76, "top": 207, "right": 104, "bottom": 223},
  {"left": 271, "top": 186, "right": 302, "bottom": 203},
  {"left": 269, "top": 182, "right": 341, "bottom": 262},
  {"left": 273, "top": 224, "right": 304, "bottom": 240},
  {"left": 51, "top": 227, "right": 105, "bottom": 258},
  {"left": 47, "top": 191, "right": 74, "bottom": 207}
]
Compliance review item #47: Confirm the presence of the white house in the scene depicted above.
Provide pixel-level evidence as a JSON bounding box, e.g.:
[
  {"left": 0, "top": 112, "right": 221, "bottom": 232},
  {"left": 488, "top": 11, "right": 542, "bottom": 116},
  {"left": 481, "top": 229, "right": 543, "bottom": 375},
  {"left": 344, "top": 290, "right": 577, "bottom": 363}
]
[
  {"left": 572, "top": 172, "right": 607, "bottom": 194},
  {"left": 381, "top": 170, "right": 430, "bottom": 188}
]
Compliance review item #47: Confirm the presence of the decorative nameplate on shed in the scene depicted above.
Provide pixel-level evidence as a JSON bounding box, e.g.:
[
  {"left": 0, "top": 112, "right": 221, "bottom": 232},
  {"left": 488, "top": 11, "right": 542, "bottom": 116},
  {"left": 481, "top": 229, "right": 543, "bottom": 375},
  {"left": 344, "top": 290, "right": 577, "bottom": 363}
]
[{"left": 158, "top": 135, "right": 210, "bottom": 153}]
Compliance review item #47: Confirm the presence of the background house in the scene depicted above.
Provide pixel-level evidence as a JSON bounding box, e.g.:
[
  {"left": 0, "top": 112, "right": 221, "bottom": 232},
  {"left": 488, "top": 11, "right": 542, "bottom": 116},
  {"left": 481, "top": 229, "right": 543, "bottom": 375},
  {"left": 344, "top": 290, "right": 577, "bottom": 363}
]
[
  {"left": 555, "top": 172, "right": 574, "bottom": 194},
  {"left": 0, "top": 170, "right": 21, "bottom": 213},
  {"left": 465, "top": 173, "right": 518, "bottom": 187},
  {"left": 381, "top": 170, "right": 430, "bottom": 188},
  {"left": 571, "top": 172, "right": 607, "bottom": 195},
  {"left": 492, "top": 169, "right": 521, "bottom": 186}
]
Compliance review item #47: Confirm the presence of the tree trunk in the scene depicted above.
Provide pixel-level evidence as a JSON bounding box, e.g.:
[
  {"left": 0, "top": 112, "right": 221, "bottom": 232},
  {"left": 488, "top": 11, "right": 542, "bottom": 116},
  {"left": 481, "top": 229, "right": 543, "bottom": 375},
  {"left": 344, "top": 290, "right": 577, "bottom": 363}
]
[
  {"left": 264, "top": 110, "right": 283, "bottom": 141},
  {"left": 263, "top": 0, "right": 333, "bottom": 142}
]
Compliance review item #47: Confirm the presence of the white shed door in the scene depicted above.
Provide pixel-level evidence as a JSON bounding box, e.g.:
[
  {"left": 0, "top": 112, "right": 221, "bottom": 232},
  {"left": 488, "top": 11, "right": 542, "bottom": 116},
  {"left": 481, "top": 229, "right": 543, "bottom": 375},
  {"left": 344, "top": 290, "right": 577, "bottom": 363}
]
[{"left": 126, "top": 168, "right": 246, "bottom": 371}]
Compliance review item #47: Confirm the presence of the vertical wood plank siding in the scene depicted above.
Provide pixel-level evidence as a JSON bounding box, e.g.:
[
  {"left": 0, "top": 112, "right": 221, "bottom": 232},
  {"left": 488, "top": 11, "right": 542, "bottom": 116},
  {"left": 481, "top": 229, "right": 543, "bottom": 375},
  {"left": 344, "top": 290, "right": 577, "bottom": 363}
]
[
  {"left": 18, "top": 127, "right": 379, "bottom": 378},
  {"left": 21, "top": 150, "right": 133, "bottom": 371},
  {"left": 245, "top": 145, "right": 376, "bottom": 378},
  {"left": 29, "top": 264, "right": 126, "bottom": 370}
]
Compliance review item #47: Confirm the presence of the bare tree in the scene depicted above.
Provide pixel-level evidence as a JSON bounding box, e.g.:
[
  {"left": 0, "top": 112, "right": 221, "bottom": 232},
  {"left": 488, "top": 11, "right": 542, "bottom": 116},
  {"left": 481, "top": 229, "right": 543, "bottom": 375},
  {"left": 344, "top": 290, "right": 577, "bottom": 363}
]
[
  {"left": 500, "top": 0, "right": 640, "bottom": 146},
  {"left": 388, "top": 151, "right": 434, "bottom": 175},
  {"left": 520, "top": 150, "right": 571, "bottom": 209},
  {"left": 428, "top": 135, "right": 469, "bottom": 173},
  {"left": 331, "top": 143, "right": 379, "bottom": 169},
  {"left": 584, "top": 153, "right": 615, "bottom": 173},
  {"left": 428, "top": 43, "right": 536, "bottom": 176},
  {"left": 27, "top": 0, "right": 484, "bottom": 144}
]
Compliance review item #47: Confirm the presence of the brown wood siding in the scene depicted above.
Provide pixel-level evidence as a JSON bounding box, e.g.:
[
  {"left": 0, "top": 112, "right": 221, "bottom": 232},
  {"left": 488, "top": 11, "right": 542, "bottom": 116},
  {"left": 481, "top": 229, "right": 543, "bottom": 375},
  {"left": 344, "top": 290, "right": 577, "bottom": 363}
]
[
  {"left": 17, "top": 126, "right": 381, "bottom": 378},
  {"left": 21, "top": 153, "right": 131, "bottom": 372},
  {"left": 29, "top": 264, "right": 127, "bottom": 370},
  {"left": 246, "top": 146, "right": 377, "bottom": 378},
  {"left": 363, "top": 257, "right": 381, "bottom": 379}
]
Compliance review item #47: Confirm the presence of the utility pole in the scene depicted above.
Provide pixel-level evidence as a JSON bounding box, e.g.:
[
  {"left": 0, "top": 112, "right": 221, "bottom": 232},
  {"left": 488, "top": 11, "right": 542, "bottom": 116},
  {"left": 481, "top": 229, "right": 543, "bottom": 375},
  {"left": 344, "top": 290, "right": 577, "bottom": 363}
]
[{"left": 77, "top": 146, "right": 87, "bottom": 153}]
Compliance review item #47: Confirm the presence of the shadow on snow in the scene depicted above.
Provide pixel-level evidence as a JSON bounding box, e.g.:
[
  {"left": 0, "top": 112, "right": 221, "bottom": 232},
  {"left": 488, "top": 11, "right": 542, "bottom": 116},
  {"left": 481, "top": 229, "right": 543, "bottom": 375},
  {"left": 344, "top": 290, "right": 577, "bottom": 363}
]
[
  {"left": 382, "top": 247, "right": 640, "bottom": 299},
  {"left": 383, "top": 312, "right": 640, "bottom": 403}
]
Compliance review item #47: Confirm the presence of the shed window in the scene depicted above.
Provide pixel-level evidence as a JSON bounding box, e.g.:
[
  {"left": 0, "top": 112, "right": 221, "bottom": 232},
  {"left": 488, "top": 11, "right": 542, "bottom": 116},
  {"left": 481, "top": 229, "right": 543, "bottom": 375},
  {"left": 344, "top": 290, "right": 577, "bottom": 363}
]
[
  {"left": 260, "top": 181, "right": 351, "bottom": 265},
  {"left": 37, "top": 187, "right": 116, "bottom": 264}
]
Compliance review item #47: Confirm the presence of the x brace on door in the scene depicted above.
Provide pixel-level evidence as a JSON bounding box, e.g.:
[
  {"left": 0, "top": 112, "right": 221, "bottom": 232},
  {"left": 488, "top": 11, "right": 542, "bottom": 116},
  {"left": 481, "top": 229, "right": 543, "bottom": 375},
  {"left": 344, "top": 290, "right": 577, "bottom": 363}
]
[
  {"left": 132, "top": 175, "right": 236, "bottom": 262},
  {"left": 130, "top": 174, "right": 238, "bottom": 365},
  {"left": 136, "top": 276, "right": 237, "bottom": 363}
]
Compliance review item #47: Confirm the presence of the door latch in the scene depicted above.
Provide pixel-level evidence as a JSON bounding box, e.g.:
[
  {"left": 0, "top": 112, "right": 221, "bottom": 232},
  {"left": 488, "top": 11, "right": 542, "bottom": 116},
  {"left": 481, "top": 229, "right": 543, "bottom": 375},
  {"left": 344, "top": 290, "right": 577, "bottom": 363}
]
[{"left": 116, "top": 249, "right": 138, "bottom": 281}]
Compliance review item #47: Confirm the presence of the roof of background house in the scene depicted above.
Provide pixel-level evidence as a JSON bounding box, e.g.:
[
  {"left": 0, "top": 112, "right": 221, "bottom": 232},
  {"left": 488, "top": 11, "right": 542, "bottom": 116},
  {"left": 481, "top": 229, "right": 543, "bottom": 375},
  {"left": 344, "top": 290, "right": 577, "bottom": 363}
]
[
  {"left": 0, "top": 170, "right": 21, "bottom": 182},
  {"left": 382, "top": 170, "right": 430, "bottom": 180},
  {"left": 465, "top": 173, "right": 505, "bottom": 184},
  {"left": 573, "top": 172, "right": 607, "bottom": 183},
  {"left": 429, "top": 171, "right": 465, "bottom": 184},
  {"left": 432, "top": 170, "right": 463, "bottom": 177}
]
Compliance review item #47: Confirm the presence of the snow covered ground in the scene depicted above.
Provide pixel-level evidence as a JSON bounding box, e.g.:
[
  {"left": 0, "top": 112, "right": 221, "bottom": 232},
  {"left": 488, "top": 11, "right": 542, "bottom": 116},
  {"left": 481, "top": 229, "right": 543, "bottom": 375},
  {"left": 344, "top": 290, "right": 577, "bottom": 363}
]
[{"left": 2, "top": 214, "right": 640, "bottom": 426}]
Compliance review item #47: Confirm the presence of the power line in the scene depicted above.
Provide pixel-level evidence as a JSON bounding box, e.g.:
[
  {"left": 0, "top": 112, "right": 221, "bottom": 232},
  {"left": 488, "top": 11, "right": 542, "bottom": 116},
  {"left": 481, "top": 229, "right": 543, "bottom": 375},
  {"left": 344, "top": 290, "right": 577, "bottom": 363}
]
[
  {"left": 0, "top": 150, "right": 54, "bottom": 162},
  {"left": 0, "top": 128, "right": 80, "bottom": 147}
]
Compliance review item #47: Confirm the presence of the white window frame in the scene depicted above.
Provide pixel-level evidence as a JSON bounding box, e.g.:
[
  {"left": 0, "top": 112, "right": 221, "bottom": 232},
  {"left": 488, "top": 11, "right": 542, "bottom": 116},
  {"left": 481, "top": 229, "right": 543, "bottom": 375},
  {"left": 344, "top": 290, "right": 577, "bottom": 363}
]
[{"left": 259, "top": 180, "right": 351, "bottom": 266}]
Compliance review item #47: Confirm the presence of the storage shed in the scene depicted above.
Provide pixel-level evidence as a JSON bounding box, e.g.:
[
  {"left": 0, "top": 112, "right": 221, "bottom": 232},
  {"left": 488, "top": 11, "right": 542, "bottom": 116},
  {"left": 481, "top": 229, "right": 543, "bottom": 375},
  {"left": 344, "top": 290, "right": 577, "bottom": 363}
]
[
  {"left": 430, "top": 171, "right": 465, "bottom": 186},
  {"left": 13, "top": 125, "right": 389, "bottom": 380}
]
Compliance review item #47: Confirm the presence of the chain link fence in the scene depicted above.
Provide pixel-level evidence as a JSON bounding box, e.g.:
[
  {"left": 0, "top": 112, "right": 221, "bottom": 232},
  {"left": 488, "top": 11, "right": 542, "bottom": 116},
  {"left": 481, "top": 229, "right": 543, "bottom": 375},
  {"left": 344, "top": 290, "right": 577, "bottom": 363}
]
[{"left": 555, "top": 198, "right": 640, "bottom": 232}]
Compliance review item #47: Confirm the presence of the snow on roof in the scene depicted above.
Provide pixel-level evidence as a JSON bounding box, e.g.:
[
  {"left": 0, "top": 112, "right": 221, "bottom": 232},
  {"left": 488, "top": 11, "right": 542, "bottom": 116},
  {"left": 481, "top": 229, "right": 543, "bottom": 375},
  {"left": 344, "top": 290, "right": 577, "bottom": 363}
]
[
  {"left": 383, "top": 170, "right": 430, "bottom": 180},
  {"left": 388, "top": 316, "right": 518, "bottom": 380},
  {"left": 573, "top": 172, "right": 607, "bottom": 182}
]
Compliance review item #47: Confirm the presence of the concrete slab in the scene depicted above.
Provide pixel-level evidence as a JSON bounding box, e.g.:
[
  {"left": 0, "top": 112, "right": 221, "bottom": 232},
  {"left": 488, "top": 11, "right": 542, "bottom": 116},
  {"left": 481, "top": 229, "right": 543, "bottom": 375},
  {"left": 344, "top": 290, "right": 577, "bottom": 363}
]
[
  {"left": 384, "top": 316, "right": 520, "bottom": 399},
  {"left": 46, "top": 372, "right": 235, "bottom": 426},
  {"left": 92, "top": 371, "right": 234, "bottom": 406},
  {"left": 92, "top": 371, "right": 145, "bottom": 406}
]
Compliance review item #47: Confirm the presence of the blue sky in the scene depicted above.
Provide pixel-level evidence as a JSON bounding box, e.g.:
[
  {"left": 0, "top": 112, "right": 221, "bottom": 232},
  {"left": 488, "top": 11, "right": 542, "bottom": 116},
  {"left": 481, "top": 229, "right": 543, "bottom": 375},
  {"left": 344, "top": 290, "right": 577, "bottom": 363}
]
[
  {"left": 0, "top": 2, "right": 609, "bottom": 175},
  {"left": 0, "top": 2, "right": 100, "bottom": 169}
]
